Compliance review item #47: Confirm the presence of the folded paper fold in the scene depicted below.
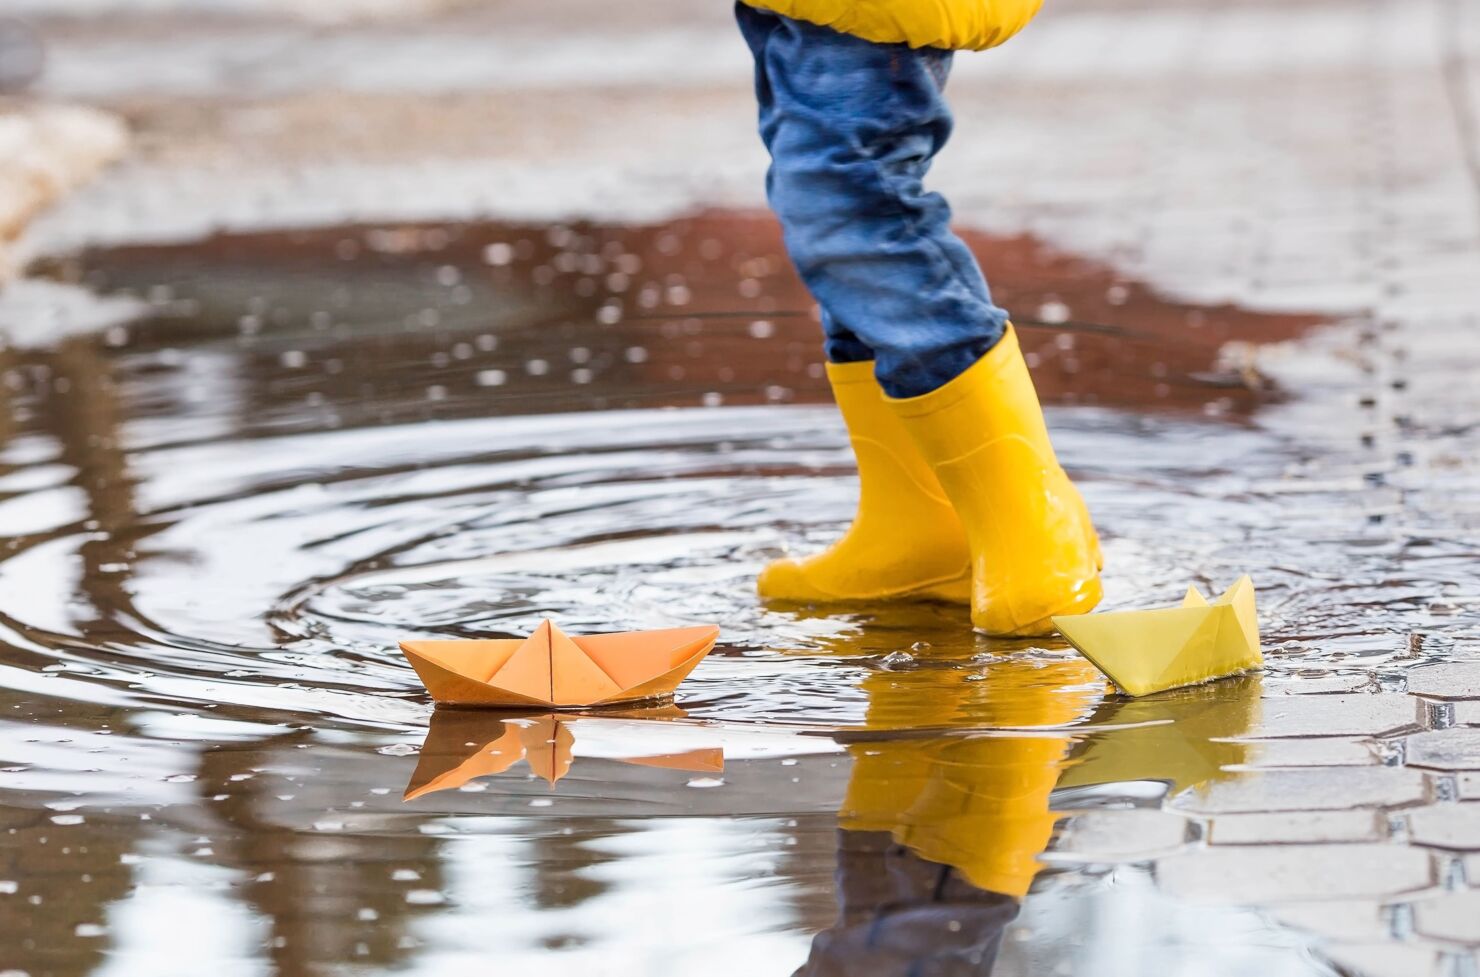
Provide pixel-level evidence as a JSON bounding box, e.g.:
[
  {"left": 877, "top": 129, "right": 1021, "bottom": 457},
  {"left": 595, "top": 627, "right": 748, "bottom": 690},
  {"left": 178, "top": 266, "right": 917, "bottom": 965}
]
[
  {"left": 1052, "top": 576, "right": 1262, "bottom": 697},
  {"left": 400, "top": 620, "right": 720, "bottom": 708}
]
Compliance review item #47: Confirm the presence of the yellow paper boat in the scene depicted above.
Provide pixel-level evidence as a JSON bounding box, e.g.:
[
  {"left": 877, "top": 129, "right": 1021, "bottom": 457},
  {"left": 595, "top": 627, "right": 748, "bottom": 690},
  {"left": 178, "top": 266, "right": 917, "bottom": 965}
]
[
  {"left": 403, "top": 711, "right": 725, "bottom": 798},
  {"left": 399, "top": 620, "right": 720, "bottom": 708},
  {"left": 1052, "top": 576, "right": 1262, "bottom": 697}
]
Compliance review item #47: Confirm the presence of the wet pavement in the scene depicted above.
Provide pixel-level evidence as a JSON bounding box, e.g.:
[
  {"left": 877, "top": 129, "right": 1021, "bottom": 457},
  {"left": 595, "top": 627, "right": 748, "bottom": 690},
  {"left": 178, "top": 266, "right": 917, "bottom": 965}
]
[{"left": 3, "top": 0, "right": 1480, "bottom": 975}]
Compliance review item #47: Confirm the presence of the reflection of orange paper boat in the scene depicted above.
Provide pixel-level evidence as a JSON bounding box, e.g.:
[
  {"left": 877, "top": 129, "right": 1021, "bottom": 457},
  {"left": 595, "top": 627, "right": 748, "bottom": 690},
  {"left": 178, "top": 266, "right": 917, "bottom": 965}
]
[
  {"left": 404, "top": 710, "right": 725, "bottom": 798},
  {"left": 399, "top": 620, "right": 721, "bottom": 708}
]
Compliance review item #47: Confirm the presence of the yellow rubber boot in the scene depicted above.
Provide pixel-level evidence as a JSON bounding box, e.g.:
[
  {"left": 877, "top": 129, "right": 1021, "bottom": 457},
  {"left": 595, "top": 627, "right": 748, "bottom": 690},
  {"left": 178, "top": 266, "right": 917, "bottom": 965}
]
[
  {"left": 758, "top": 360, "right": 972, "bottom": 604},
  {"left": 889, "top": 325, "right": 1103, "bottom": 636}
]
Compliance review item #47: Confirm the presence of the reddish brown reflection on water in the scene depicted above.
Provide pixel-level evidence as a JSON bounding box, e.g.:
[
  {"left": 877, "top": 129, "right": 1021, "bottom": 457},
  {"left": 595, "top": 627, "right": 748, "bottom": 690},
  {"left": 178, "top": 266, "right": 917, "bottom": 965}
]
[{"left": 49, "top": 210, "right": 1327, "bottom": 423}]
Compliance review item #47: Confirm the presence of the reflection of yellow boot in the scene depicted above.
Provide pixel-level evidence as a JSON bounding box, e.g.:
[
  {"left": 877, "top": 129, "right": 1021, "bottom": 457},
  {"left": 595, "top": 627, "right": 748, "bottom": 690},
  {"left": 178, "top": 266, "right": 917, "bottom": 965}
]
[
  {"left": 889, "top": 326, "right": 1103, "bottom": 636},
  {"left": 843, "top": 735, "right": 1068, "bottom": 899},
  {"left": 840, "top": 663, "right": 1092, "bottom": 898},
  {"left": 759, "top": 361, "right": 972, "bottom": 603}
]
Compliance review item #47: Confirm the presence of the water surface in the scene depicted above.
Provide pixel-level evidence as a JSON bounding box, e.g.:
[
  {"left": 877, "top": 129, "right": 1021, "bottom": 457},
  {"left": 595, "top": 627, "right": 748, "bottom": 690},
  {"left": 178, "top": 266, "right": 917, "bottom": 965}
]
[{"left": 0, "top": 212, "right": 1459, "bottom": 976}]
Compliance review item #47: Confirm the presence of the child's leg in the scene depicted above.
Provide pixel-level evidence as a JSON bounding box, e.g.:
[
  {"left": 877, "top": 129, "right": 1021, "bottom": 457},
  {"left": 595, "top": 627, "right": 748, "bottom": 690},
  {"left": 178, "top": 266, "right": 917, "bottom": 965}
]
[
  {"left": 739, "top": 5, "right": 1102, "bottom": 632},
  {"left": 737, "top": 4, "right": 1007, "bottom": 399},
  {"left": 739, "top": 5, "right": 977, "bottom": 605}
]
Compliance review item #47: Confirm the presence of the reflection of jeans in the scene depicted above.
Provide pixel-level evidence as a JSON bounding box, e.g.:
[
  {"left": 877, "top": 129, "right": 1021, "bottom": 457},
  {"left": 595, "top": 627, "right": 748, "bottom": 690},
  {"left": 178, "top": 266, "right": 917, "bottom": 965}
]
[
  {"left": 794, "top": 830, "right": 1019, "bottom": 977},
  {"left": 736, "top": 4, "right": 1009, "bottom": 399}
]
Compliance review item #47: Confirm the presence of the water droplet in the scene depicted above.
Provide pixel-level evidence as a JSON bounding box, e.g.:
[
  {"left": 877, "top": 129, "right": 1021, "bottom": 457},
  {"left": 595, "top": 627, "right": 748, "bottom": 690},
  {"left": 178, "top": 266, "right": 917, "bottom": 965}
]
[
  {"left": 878, "top": 651, "right": 914, "bottom": 670},
  {"left": 1039, "top": 300, "right": 1071, "bottom": 324}
]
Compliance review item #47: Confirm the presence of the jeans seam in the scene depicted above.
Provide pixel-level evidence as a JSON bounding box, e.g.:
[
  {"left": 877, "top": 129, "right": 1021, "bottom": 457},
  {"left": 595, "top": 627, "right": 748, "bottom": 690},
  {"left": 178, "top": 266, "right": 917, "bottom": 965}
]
[
  {"left": 866, "top": 148, "right": 987, "bottom": 365},
  {"left": 861, "top": 63, "right": 993, "bottom": 371}
]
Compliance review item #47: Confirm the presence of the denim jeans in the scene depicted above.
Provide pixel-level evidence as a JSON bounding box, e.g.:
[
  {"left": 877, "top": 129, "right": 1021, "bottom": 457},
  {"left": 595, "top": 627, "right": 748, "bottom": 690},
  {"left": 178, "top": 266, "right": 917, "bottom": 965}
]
[{"left": 736, "top": 3, "right": 1009, "bottom": 399}]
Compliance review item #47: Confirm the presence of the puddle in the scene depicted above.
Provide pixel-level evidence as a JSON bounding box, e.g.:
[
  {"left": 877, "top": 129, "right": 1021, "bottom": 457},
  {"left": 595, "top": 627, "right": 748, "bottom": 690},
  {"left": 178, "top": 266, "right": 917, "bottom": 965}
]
[{"left": 0, "top": 211, "right": 1462, "bottom": 975}]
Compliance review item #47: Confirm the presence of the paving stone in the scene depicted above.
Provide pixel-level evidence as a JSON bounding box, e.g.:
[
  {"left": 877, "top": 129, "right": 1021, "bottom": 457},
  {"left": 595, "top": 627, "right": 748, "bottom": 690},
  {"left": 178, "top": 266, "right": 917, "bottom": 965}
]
[
  {"left": 1171, "top": 767, "right": 1429, "bottom": 815},
  {"left": 1453, "top": 701, "right": 1480, "bottom": 727},
  {"left": 1413, "top": 890, "right": 1480, "bottom": 944},
  {"left": 1460, "top": 774, "right": 1480, "bottom": 800},
  {"left": 1322, "top": 943, "right": 1445, "bottom": 977},
  {"left": 1265, "top": 675, "right": 1378, "bottom": 695},
  {"left": 1048, "top": 809, "right": 1191, "bottom": 862},
  {"left": 1245, "top": 695, "right": 1424, "bottom": 739},
  {"left": 1408, "top": 730, "right": 1480, "bottom": 772},
  {"left": 1408, "top": 804, "right": 1480, "bottom": 851},
  {"left": 1240, "top": 738, "right": 1379, "bottom": 769},
  {"left": 1210, "top": 810, "right": 1386, "bottom": 845},
  {"left": 1156, "top": 844, "right": 1434, "bottom": 904},
  {"left": 1268, "top": 901, "right": 1393, "bottom": 943},
  {"left": 1407, "top": 663, "right": 1480, "bottom": 700},
  {"left": 1466, "top": 854, "right": 1480, "bottom": 884}
]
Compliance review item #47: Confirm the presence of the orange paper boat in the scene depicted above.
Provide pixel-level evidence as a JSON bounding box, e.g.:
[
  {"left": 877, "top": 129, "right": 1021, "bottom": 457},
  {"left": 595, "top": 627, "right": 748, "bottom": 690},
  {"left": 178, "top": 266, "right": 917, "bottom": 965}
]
[{"left": 399, "top": 620, "right": 721, "bottom": 708}]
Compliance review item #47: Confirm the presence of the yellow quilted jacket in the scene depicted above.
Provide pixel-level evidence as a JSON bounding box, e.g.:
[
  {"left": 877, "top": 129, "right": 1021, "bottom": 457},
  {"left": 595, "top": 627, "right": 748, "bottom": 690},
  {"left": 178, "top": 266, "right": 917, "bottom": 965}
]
[{"left": 742, "top": 0, "right": 1043, "bottom": 51}]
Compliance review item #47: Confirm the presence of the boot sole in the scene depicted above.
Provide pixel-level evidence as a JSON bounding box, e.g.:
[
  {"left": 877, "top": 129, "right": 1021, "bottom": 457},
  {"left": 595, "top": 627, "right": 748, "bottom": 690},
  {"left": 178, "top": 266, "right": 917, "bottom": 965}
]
[{"left": 973, "top": 575, "right": 1104, "bottom": 638}]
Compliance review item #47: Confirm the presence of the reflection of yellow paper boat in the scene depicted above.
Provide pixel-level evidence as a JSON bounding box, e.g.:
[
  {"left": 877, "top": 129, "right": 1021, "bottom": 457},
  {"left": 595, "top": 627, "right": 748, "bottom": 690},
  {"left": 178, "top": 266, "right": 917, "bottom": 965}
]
[
  {"left": 1053, "top": 577, "right": 1262, "bottom": 697},
  {"left": 1058, "top": 674, "right": 1262, "bottom": 795},
  {"left": 399, "top": 620, "right": 720, "bottom": 708},
  {"left": 404, "top": 710, "right": 724, "bottom": 798}
]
